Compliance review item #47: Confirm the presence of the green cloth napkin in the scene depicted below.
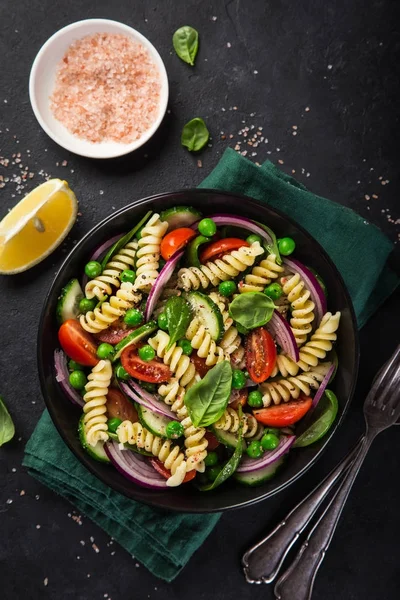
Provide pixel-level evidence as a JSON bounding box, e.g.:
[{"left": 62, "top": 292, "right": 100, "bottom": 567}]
[{"left": 23, "top": 148, "right": 399, "bottom": 582}]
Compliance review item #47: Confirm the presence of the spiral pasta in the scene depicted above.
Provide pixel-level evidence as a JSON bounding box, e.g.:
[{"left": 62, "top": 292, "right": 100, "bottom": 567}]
[
  {"left": 239, "top": 253, "right": 284, "bottom": 293},
  {"left": 83, "top": 360, "right": 112, "bottom": 447},
  {"left": 133, "top": 214, "right": 168, "bottom": 293},
  {"left": 208, "top": 292, "right": 245, "bottom": 367},
  {"left": 259, "top": 361, "right": 332, "bottom": 407},
  {"left": 214, "top": 407, "right": 260, "bottom": 439},
  {"left": 270, "top": 353, "right": 302, "bottom": 378},
  {"left": 148, "top": 330, "right": 198, "bottom": 388},
  {"left": 281, "top": 273, "right": 315, "bottom": 346},
  {"left": 185, "top": 317, "right": 226, "bottom": 366},
  {"left": 116, "top": 420, "right": 187, "bottom": 486},
  {"left": 80, "top": 282, "right": 141, "bottom": 333},
  {"left": 85, "top": 240, "right": 138, "bottom": 301},
  {"left": 177, "top": 242, "right": 264, "bottom": 292}
]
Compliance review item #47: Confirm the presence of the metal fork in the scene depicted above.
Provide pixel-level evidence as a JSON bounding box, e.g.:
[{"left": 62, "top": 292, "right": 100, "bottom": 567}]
[{"left": 242, "top": 344, "right": 400, "bottom": 600}]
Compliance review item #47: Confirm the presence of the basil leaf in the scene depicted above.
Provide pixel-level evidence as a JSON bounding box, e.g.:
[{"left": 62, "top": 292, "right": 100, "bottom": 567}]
[
  {"left": 172, "top": 26, "right": 199, "bottom": 66},
  {"left": 181, "top": 118, "right": 209, "bottom": 152},
  {"left": 198, "top": 405, "right": 244, "bottom": 491},
  {"left": 165, "top": 296, "right": 192, "bottom": 350},
  {"left": 229, "top": 292, "right": 275, "bottom": 329},
  {"left": 101, "top": 210, "right": 152, "bottom": 270},
  {"left": 184, "top": 361, "right": 232, "bottom": 427},
  {"left": 255, "top": 222, "right": 282, "bottom": 264},
  {"left": 0, "top": 396, "right": 15, "bottom": 446}
]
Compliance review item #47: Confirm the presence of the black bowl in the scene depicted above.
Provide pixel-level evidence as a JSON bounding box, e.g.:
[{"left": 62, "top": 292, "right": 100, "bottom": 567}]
[{"left": 37, "top": 189, "right": 359, "bottom": 512}]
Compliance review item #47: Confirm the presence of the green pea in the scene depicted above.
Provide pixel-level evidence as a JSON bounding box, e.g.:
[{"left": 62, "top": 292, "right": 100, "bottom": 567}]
[
  {"left": 232, "top": 369, "right": 247, "bottom": 390},
  {"left": 69, "top": 370, "right": 87, "bottom": 390},
  {"left": 177, "top": 339, "right": 193, "bottom": 356},
  {"left": 264, "top": 282, "right": 283, "bottom": 300},
  {"left": 198, "top": 218, "right": 217, "bottom": 237},
  {"left": 84, "top": 261, "right": 102, "bottom": 278},
  {"left": 247, "top": 390, "right": 263, "bottom": 408},
  {"left": 207, "top": 465, "right": 223, "bottom": 481},
  {"left": 138, "top": 345, "right": 155, "bottom": 362},
  {"left": 120, "top": 269, "right": 136, "bottom": 284},
  {"left": 115, "top": 364, "right": 130, "bottom": 380},
  {"left": 246, "top": 234, "right": 262, "bottom": 245},
  {"left": 246, "top": 440, "right": 263, "bottom": 458},
  {"left": 107, "top": 417, "right": 122, "bottom": 433},
  {"left": 204, "top": 451, "right": 219, "bottom": 467},
  {"left": 141, "top": 382, "right": 157, "bottom": 393},
  {"left": 165, "top": 420, "right": 184, "bottom": 439},
  {"left": 68, "top": 359, "right": 84, "bottom": 371},
  {"left": 218, "top": 280, "right": 237, "bottom": 297},
  {"left": 261, "top": 432, "right": 280, "bottom": 451},
  {"left": 157, "top": 312, "right": 169, "bottom": 331},
  {"left": 124, "top": 308, "right": 144, "bottom": 326},
  {"left": 278, "top": 237, "right": 296, "bottom": 256},
  {"left": 79, "top": 297, "right": 97, "bottom": 314},
  {"left": 97, "top": 343, "right": 115, "bottom": 360}
]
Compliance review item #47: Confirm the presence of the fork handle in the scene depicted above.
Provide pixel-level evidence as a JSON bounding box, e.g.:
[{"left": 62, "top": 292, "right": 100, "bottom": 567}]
[
  {"left": 242, "top": 437, "right": 363, "bottom": 584},
  {"left": 274, "top": 434, "right": 375, "bottom": 600}
]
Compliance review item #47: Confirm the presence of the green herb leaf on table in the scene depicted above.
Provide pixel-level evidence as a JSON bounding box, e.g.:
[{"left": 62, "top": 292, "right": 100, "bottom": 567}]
[
  {"left": 229, "top": 292, "right": 275, "bottom": 329},
  {"left": 101, "top": 210, "right": 152, "bottom": 270},
  {"left": 0, "top": 396, "right": 15, "bottom": 446},
  {"left": 184, "top": 361, "right": 232, "bottom": 427},
  {"left": 198, "top": 405, "right": 244, "bottom": 491},
  {"left": 165, "top": 296, "right": 192, "bottom": 350},
  {"left": 172, "top": 26, "right": 199, "bottom": 66},
  {"left": 181, "top": 118, "right": 210, "bottom": 152}
]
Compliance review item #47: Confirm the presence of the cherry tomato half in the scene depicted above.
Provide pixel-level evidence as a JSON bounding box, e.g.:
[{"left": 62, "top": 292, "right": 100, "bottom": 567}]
[
  {"left": 190, "top": 354, "right": 211, "bottom": 378},
  {"left": 121, "top": 346, "right": 172, "bottom": 383},
  {"left": 160, "top": 228, "right": 196, "bottom": 261},
  {"left": 245, "top": 327, "right": 277, "bottom": 384},
  {"left": 106, "top": 388, "right": 138, "bottom": 422},
  {"left": 149, "top": 458, "right": 197, "bottom": 483},
  {"left": 199, "top": 238, "right": 249, "bottom": 263},
  {"left": 58, "top": 319, "right": 99, "bottom": 367},
  {"left": 229, "top": 388, "right": 248, "bottom": 409},
  {"left": 95, "top": 319, "right": 137, "bottom": 345},
  {"left": 253, "top": 396, "right": 313, "bottom": 427}
]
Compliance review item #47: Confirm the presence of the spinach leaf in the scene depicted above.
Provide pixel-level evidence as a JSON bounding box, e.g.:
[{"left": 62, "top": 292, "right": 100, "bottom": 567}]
[
  {"left": 229, "top": 292, "right": 275, "bottom": 329},
  {"left": 181, "top": 118, "right": 209, "bottom": 152},
  {"left": 165, "top": 296, "right": 192, "bottom": 350},
  {"left": 172, "top": 26, "right": 199, "bottom": 66},
  {"left": 198, "top": 406, "right": 244, "bottom": 491},
  {"left": 101, "top": 210, "right": 152, "bottom": 270},
  {"left": 255, "top": 222, "right": 282, "bottom": 264},
  {"left": 184, "top": 361, "right": 232, "bottom": 427},
  {"left": 0, "top": 396, "right": 15, "bottom": 446}
]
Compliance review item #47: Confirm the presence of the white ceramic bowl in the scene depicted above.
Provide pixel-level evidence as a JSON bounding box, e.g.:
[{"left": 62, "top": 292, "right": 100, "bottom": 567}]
[{"left": 29, "top": 19, "right": 169, "bottom": 159}]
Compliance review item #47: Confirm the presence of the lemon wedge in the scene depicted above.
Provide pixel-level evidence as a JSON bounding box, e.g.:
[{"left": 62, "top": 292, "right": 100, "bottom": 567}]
[{"left": 0, "top": 179, "right": 78, "bottom": 274}]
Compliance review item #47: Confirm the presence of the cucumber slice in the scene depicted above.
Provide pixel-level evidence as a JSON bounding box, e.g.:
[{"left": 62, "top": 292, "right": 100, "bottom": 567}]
[
  {"left": 160, "top": 206, "right": 202, "bottom": 231},
  {"left": 234, "top": 457, "right": 284, "bottom": 486},
  {"left": 56, "top": 278, "right": 83, "bottom": 324},
  {"left": 78, "top": 415, "right": 110, "bottom": 463},
  {"left": 212, "top": 426, "right": 246, "bottom": 450},
  {"left": 138, "top": 405, "right": 172, "bottom": 437},
  {"left": 113, "top": 321, "right": 158, "bottom": 360},
  {"left": 186, "top": 291, "right": 224, "bottom": 342}
]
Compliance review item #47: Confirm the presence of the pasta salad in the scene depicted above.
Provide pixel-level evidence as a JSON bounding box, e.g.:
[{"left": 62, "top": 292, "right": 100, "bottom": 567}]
[{"left": 55, "top": 206, "right": 341, "bottom": 490}]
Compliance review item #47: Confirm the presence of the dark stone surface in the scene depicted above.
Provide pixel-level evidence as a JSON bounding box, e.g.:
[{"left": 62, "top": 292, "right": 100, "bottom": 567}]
[{"left": 1, "top": 1, "right": 399, "bottom": 599}]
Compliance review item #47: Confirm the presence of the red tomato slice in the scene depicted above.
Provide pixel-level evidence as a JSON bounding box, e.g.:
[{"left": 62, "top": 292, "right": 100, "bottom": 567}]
[
  {"left": 121, "top": 346, "right": 172, "bottom": 383},
  {"left": 253, "top": 396, "right": 313, "bottom": 427},
  {"left": 106, "top": 388, "right": 138, "bottom": 422},
  {"left": 245, "top": 327, "right": 277, "bottom": 383},
  {"left": 160, "top": 228, "right": 196, "bottom": 261},
  {"left": 199, "top": 238, "right": 249, "bottom": 263},
  {"left": 190, "top": 355, "right": 211, "bottom": 378},
  {"left": 150, "top": 458, "right": 196, "bottom": 483},
  {"left": 229, "top": 388, "right": 248, "bottom": 409},
  {"left": 58, "top": 319, "right": 99, "bottom": 367},
  {"left": 204, "top": 431, "right": 220, "bottom": 450},
  {"left": 96, "top": 320, "right": 137, "bottom": 344}
]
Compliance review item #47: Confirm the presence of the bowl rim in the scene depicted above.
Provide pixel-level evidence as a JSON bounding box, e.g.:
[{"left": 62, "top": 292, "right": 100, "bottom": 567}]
[
  {"left": 29, "top": 18, "right": 169, "bottom": 159},
  {"left": 37, "top": 189, "right": 360, "bottom": 512}
]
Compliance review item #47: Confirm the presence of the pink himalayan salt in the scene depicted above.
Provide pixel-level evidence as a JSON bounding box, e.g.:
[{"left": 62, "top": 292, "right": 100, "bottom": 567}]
[{"left": 50, "top": 33, "right": 161, "bottom": 144}]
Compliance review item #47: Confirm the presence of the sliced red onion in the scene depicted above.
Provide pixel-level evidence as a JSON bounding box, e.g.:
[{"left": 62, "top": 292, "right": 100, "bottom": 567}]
[
  {"left": 192, "top": 214, "right": 273, "bottom": 246},
  {"left": 54, "top": 349, "right": 84, "bottom": 407},
  {"left": 311, "top": 364, "right": 335, "bottom": 409},
  {"left": 237, "top": 435, "right": 296, "bottom": 473},
  {"left": 283, "top": 258, "right": 327, "bottom": 324},
  {"left": 267, "top": 310, "right": 299, "bottom": 362},
  {"left": 105, "top": 441, "right": 167, "bottom": 489},
  {"left": 81, "top": 234, "right": 122, "bottom": 288},
  {"left": 119, "top": 381, "right": 176, "bottom": 419},
  {"left": 145, "top": 249, "right": 184, "bottom": 321}
]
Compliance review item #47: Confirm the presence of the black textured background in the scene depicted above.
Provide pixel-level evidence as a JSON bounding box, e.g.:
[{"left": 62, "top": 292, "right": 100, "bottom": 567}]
[{"left": 1, "top": 1, "right": 399, "bottom": 599}]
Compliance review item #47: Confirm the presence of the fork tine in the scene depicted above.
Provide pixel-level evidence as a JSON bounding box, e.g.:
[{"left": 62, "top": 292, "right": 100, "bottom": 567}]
[
  {"left": 381, "top": 365, "right": 400, "bottom": 412},
  {"left": 368, "top": 345, "right": 400, "bottom": 404}
]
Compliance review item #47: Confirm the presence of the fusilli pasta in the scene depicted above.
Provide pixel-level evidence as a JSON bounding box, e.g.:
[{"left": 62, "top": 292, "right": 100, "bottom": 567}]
[
  {"left": 83, "top": 360, "right": 112, "bottom": 447},
  {"left": 214, "top": 406, "right": 260, "bottom": 439},
  {"left": 148, "top": 330, "right": 198, "bottom": 388},
  {"left": 80, "top": 282, "right": 141, "bottom": 333},
  {"left": 281, "top": 272, "right": 315, "bottom": 346},
  {"left": 239, "top": 253, "right": 284, "bottom": 293},
  {"left": 185, "top": 317, "right": 226, "bottom": 366},
  {"left": 208, "top": 291, "right": 245, "bottom": 367},
  {"left": 85, "top": 240, "right": 138, "bottom": 301},
  {"left": 133, "top": 214, "right": 168, "bottom": 293},
  {"left": 259, "top": 361, "right": 332, "bottom": 406}
]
